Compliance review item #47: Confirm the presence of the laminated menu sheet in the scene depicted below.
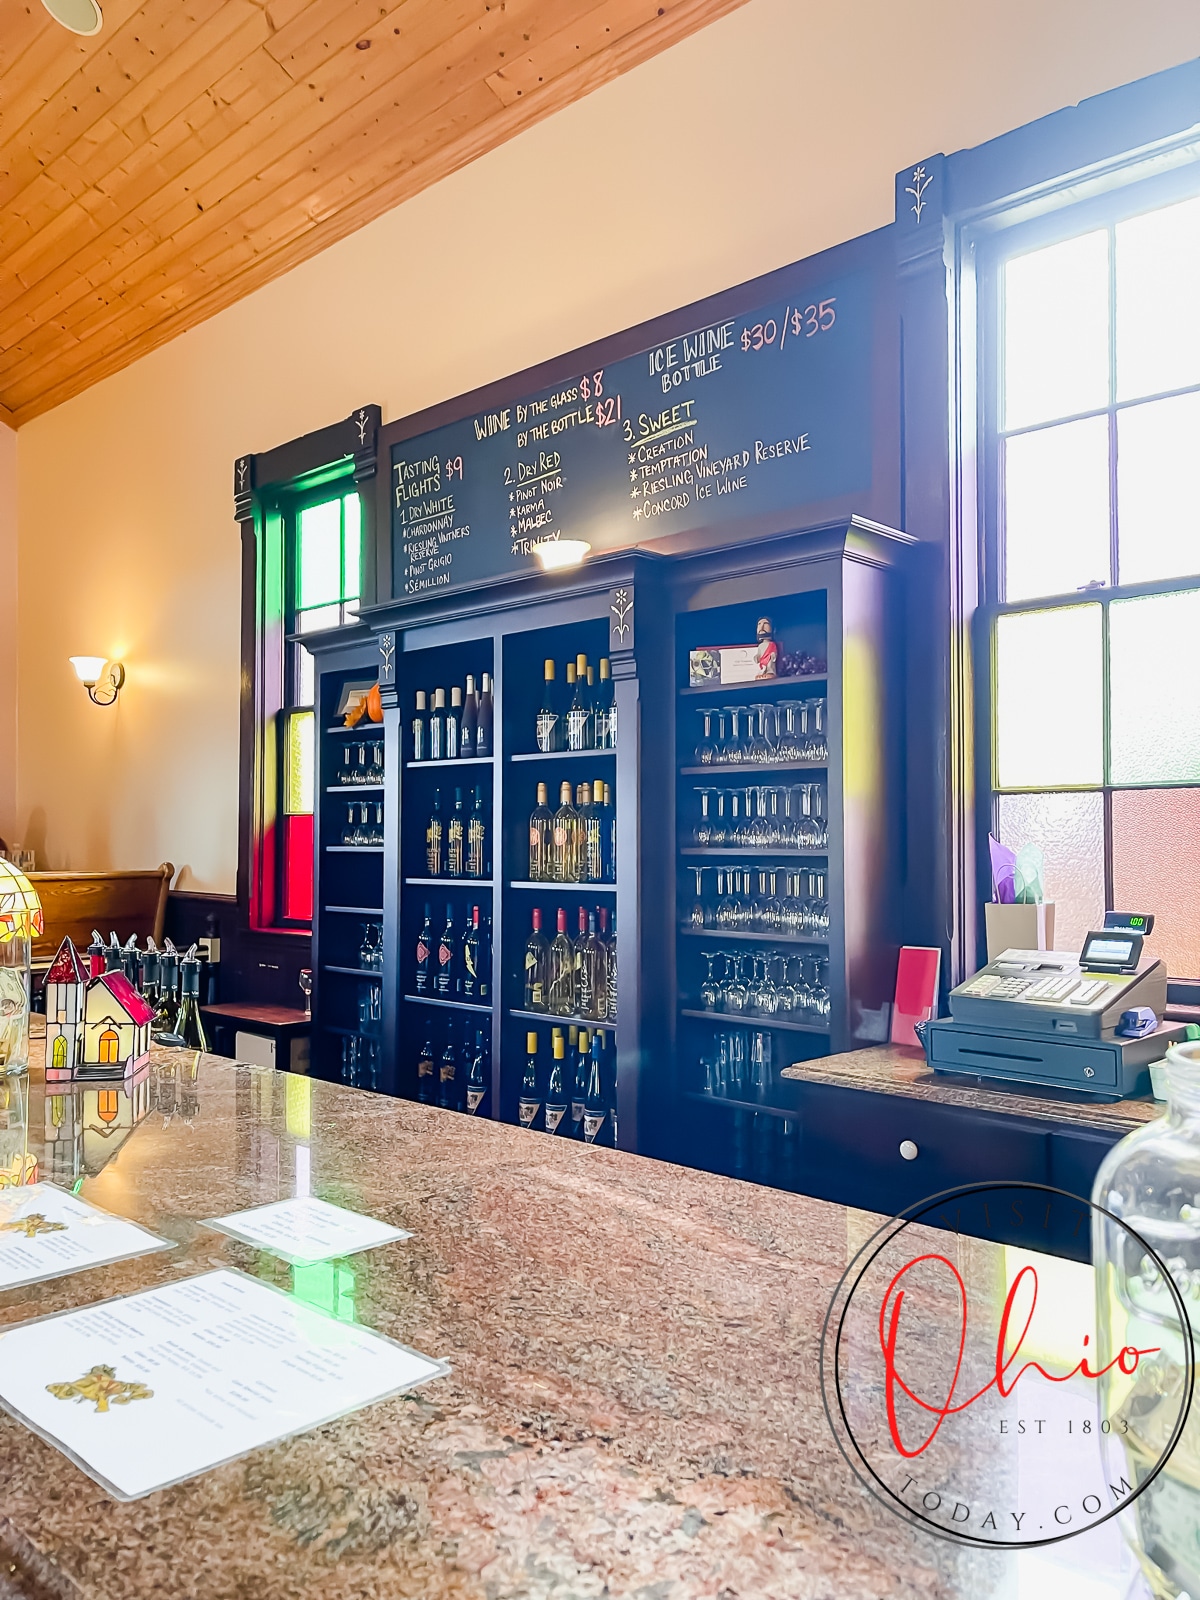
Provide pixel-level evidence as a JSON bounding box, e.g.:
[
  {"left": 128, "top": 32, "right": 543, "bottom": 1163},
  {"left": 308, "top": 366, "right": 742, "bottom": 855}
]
[
  {"left": 0, "top": 1183, "right": 173, "bottom": 1290},
  {"left": 0, "top": 1268, "right": 448, "bottom": 1499},
  {"left": 204, "top": 1195, "right": 411, "bottom": 1264}
]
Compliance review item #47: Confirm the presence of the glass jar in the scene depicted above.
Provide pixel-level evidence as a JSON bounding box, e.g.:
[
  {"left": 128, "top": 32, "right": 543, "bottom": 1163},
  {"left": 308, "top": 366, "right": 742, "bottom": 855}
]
[
  {"left": 1092, "top": 1038, "right": 1200, "bottom": 1599},
  {"left": 0, "top": 860, "right": 43, "bottom": 1077}
]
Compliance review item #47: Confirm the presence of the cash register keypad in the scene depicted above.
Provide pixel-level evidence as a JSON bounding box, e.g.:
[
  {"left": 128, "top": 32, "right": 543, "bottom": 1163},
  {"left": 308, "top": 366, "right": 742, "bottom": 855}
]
[{"left": 960, "top": 972, "right": 1113, "bottom": 1007}]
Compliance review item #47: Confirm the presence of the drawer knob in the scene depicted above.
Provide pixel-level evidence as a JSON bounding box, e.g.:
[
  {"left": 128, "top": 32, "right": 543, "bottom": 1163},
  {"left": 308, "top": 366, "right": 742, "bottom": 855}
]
[{"left": 899, "top": 1140, "right": 919, "bottom": 1161}]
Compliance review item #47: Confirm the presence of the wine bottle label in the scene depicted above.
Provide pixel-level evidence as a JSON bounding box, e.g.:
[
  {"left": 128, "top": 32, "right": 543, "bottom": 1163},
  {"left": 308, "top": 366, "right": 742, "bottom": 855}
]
[
  {"left": 467, "top": 822, "right": 485, "bottom": 876},
  {"left": 544, "top": 1105, "right": 566, "bottom": 1134},
  {"left": 567, "top": 711, "right": 587, "bottom": 750},
  {"left": 467, "top": 1089, "right": 486, "bottom": 1114},
  {"left": 529, "top": 826, "right": 540, "bottom": 848},
  {"left": 418, "top": 1060, "right": 434, "bottom": 1078},
  {"left": 571, "top": 1100, "right": 585, "bottom": 1125},
  {"left": 529, "top": 981, "right": 544, "bottom": 1006},
  {"left": 416, "top": 940, "right": 428, "bottom": 964},
  {"left": 440, "top": 1063, "right": 455, "bottom": 1082},
  {"left": 583, "top": 1110, "right": 606, "bottom": 1143},
  {"left": 536, "top": 712, "right": 559, "bottom": 752},
  {"left": 518, "top": 1098, "right": 540, "bottom": 1128},
  {"left": 553, "top": 826, "right": 566, "bottom": 846},
  {"left": 447, "top": 824, "right": 464, "bottom": 876}
]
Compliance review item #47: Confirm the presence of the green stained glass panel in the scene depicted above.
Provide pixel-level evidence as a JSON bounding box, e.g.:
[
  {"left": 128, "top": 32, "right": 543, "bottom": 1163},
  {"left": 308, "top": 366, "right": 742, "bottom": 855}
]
[
  {"left": 1116, "top": 391, "right": 1200, "bottom": 586},
  {"left": 996, "top": 792, "right": 1105, "bottom": 953},
  {"left": 1110, "top": 590, "right": 1200, "bottom": 783},
  {"left": 995, "top": 605, "right": 1103, "bottom": 789},
  {"left": 1116, "top": 193, "right": 1200, "bottom": 402},
  {"left": 298, "top": 498, "right": 343, "bottom": 607},
  {"left": 1003, "top": 415, "right": 1110, "bottom": 600},
  {"left": 1003, "top": 231, "right": 1109, "bottom": 431},
  {"left": 343, "top": 493, "right": 361, "bottom": 602},
  {"left": 284, "top": 710, "right": 314, "bottom": 815}
]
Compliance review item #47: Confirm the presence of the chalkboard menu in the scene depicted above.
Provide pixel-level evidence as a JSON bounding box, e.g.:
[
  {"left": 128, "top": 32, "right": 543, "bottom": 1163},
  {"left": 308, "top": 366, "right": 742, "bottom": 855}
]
[{"left": 391, "top": 267, "right": 872, "bottom": 600}]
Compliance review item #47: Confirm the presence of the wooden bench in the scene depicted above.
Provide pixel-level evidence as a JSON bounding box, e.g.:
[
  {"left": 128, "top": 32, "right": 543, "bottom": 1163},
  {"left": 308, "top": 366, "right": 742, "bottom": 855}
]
[{"left": 28, "top": 865, "right": 175, "bottom": 967}]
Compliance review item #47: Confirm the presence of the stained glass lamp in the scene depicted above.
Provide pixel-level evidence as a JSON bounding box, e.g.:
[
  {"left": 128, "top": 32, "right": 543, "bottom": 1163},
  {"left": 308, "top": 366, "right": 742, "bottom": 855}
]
[{"left": 0, "top": 859, "right": 43, "bottom": 1076}]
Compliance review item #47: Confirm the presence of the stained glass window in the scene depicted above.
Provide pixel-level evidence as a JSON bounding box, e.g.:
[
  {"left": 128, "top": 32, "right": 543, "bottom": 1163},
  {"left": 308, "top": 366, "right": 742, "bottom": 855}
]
[{"left": 991, "top": 187, "right": 1200, "bottom": 977}]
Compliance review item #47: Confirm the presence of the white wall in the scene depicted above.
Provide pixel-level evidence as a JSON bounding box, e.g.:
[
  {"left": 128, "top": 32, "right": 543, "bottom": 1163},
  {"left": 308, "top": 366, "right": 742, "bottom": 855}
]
[
  {"left": 15, "top": 0, "right": 1200, "bottom": 891},
  {"left": 0, "top": 420, "right": 15, "bottom": 851}
]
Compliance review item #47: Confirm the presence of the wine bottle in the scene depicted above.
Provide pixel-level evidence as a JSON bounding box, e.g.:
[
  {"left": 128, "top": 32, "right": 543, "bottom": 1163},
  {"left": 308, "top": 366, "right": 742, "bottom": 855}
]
[
  {"left": 447, "top": 787, "right": 466, "bottom": 877},
  {"left": 165, "top": 946, "right": 209, "bottom": 1051},
  {"left": 477, "top": 672, "right": 494, "bottom": 757},
  {"left": 566, "top": 657, "right": 588, "bottom": 751},
  {"left": 426, "top": 789, "right": 444, "bottom": 876},
  {"left": 120, "top": 935, "right": 140, "bottom": 989},
  {"left": 412, "top": 690, "right": 427, "bottom": 762},
  {"left": 466, "top": 1029, "right": 488, "bottom": 1115},
  {"left": 575, "top": 911, "right": 607, "bottom": 1022},
  {"left": 414, "top": 903, "right": 433, "bottom": 994},
  {"left": 581, "top": 782, "right": 604, "bottom": 883},
  {"left": 435, "top": 904, "right": 455, "bottom": 997},
  {"left": 545, "top": 1032, "right": 568, "bottom": 1135},
  {"left": 480, "top": 912, "right": 493, "bottom": 1004},
  {"left": 105, "top": 932, "right": 122, "bottom": 973},
  {"left": 446, "top": 686, "right": 462, "bottom": 760},
  {"left": 87, "top": 930, "right": 106, "bottom": 980},
  {"left": 139, "top": 940, "right": 160, "bottom": 1006},
  {"left": 461, "top": 675, "right": 478, "bottom": 758},
  {"left": 596, "top": 1028, "right": 617, "bottom": 1147},
  {"left": 439, "top": 1019, "right": 459, "bottom": 1110},
  {"left": 600, "top": 780, "right": 616, "bottom": 882},
  {"left": 429, "top": 688, "right": 446, "bottom": 760},
  {"left": 153, "top": 943, "right": 180, "bottom": 1035},
  {"left": 416, "top": 1030, "right": 436, "bottom": 1104},
  {"left": 583, "top": 1032, "right": 607, "bottom": 1145},
  {"left": 552, "top": 780, "right": 581, "bottom": 883},
  {"left": 597, "top": 657, "right": 614, "bottom": 749},
  {"left": 547, "top": 907, "right": 575, "bottom": 1016},
  {"left": 528, "top": 781, "right": 553, "bottom": 881},
  {"left": 467, "top": 785, "right": 487, "bottom": 878},
  {"left": 462, "top": 906, "right": 485, "bottom": 1000},
  {"left": 518, "top": 1032, "right": 541, "bottom": 1130},
  {"left": 586, "top": 665, "right": 597, "bottom": 750},
  {"left": 523, "top": 908, "right": 549, "bottom": 1012},
  {"left": 570, "top": 1026, "right": 587, "bottom": 1138},
  {"left": 536, "top": 659, "right": 561, "bottom": 753},
  {"left": 605, "top": 907, "right": 617, "bottom": 1022}
]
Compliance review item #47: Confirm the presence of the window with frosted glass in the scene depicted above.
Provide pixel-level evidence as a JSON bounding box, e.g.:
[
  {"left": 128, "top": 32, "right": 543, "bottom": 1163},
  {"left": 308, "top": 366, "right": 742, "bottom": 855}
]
[{"left": 990, "top": 187, "right": 1200, "bottom": 977}]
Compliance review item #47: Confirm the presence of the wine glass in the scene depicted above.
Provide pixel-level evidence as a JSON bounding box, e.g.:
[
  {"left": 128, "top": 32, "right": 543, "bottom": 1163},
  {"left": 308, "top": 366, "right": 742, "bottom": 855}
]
[
  {"left": 700, "top": 952, "right": 722, "bottom": 1011},
  {"left": 722, "top": 953, "right": 748, "bottom": 1014},
  {"left": 809, "top": 698, "right": 829, "bottom": 763},
  {"left": 723, "top": 707, "right": 746, "bottom": 765},
  {"left": 746, "top": 706, "right": 771, "bottom": 764},
  {"left": 695, "top": 710, "right": 718, "bottom": 766},
  {"left": 693, "top": 789, "right": 715, "bottom": 847},
  {"left": 686, "top": 868, "right": 708, "bottom": 929}
]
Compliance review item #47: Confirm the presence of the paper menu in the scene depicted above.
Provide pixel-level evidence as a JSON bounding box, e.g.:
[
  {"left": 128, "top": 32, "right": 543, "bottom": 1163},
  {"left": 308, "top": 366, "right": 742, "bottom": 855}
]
[
  {"left": 0, "top": 1183, "right": 173, "bottom": 1291},
  {"left": 204, "top": 1196, "right": 411, "bottom": 1264},
  {"left": 0, "top": 1269, "right": 448, "bottom": 1500}
]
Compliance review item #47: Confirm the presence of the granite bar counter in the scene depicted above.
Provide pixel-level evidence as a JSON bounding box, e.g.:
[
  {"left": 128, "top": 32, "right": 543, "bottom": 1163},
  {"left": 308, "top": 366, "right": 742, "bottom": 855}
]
[{"left": 0, "top": 1041, "right": 1151, "bottom": 1600}]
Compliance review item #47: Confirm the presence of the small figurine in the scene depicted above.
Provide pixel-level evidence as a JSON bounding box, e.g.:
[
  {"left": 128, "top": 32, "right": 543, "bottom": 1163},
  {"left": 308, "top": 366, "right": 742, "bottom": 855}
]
[{"left": 755, "top": 617, "right": 779, "bottom": 679}]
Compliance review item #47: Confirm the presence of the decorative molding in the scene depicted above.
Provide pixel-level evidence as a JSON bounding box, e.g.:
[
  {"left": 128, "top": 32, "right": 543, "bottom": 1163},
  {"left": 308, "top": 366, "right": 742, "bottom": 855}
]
[
  {"left": 894, "top": 154, "right": 946, "bottom": 270},
  {"left": 349, "top": 403, "right": 382, "bottom": 485},
  {"left": 906, "top": 164, "right": 933, "bottom": 224},
  {"left": 377, "top": 631, "right": 396, "bottom": 687},
  {"left": 233, "top": 454, "right": 255, "bottom": 522},
  {"left": 609, "top": 587, "right": 633, "bottom": 647}
]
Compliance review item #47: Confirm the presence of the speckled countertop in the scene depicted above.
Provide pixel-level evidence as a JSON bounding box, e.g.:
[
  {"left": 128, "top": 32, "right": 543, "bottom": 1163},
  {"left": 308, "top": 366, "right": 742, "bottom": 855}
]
[
  {"left": 781, "top": 1044, "right": 1162, "bottom": 1134},
  {"left": 0, "top": 1040, "right": 1150, "bottom": 1600}
]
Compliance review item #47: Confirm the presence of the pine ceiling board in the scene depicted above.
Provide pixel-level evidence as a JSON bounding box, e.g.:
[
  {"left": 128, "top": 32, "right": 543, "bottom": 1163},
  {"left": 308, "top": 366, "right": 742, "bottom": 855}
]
[{"left": 0, "top": 0, "right": 749, "bottom": 421}]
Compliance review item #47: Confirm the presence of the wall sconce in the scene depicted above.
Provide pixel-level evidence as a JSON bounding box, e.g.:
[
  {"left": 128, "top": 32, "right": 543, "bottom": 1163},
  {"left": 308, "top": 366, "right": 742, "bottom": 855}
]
[
  {"left": 534, "top": 539, "right": 591, "bottom": 572},
  {"left": 69, "top": 656, "right": 125, "bottom": 707}
]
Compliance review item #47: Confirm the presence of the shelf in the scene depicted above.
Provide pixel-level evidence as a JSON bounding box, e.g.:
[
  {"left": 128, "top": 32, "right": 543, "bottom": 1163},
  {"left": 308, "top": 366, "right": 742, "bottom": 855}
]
[
  {"left": 507, "top": 880, "right": 616, "bottom": 892},
  {"left": 677, "top": 928, "right": 827, "bottom": 945},
  {"left": 406, "top": 756, "right": 494, "bottom": 769},
  {"left": 323, "top": 965, "right": 383, "bottom": 979},
  {"left": 678, "top": 848, "right": 828, "bottom": 859},
  {"left": 508, "top": 1007, "right": 614, "bottom": 1029},
  {"left": 680, "top": 1007, "right": 829, "bottom": 1035},
  {"left": 404, "top": 876, "right": 494, "bottom": 887},
  {"left": 509, "top": 749, "right": 616, "bottom": 763},
  {"left": 323, "top": 905, "right": 385, "bottom": 916},
  {"left": 324, "top": 845, "right": 383, "bottom": 854},
  {"left": 679, "top": 674, "right": 827, "bottom": 698},
  {"left": 683, "top": 1091, "right": 804, "bottom": 1120},
  {"left": 320, "top": 1024, "right": 368, "bottom": 1038},
  {"left": 679, "top": 762, "right": 826, "bottom": 776},
  {"left": 404, "top": 994, "right": 493, "bottom": 1015},
  {"left": 326, "top": 725, "right": 383, "bottom": 735},
  {"left": 325, "top": 783, "right": 384, "bottom": 792}
]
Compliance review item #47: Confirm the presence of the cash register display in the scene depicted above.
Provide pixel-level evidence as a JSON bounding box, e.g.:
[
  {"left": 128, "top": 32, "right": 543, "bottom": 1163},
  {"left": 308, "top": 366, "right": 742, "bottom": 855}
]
[{"left": 1079, "top": 930, "right": 1143, "bottom": 973}]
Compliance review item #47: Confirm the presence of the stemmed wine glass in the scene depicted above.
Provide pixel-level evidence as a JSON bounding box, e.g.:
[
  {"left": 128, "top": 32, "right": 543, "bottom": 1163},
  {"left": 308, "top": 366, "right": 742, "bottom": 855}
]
[
  {"left": 686, "top": 867, "right": 708, "bottom": 928},
  {"left": 693, "top": 789, "right": 715, "bottom": 846},
  {"left": 722, "top": 707, "right": 746, "bottom": 765},
  {"left": 700, "top": 952, "right": 723, "bottom": 1011},
  {"left": 695, "top": 710, "right": 718, "bottom": 765},
  {"left": 722, "top": 953, "right": 749, "bottom": 1013}
]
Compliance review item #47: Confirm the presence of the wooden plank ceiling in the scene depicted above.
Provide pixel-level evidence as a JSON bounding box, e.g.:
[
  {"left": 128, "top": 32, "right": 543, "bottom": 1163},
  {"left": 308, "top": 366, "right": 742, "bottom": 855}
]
[{"left": 0, "top": 0, "right": 747, "bottom": 425}]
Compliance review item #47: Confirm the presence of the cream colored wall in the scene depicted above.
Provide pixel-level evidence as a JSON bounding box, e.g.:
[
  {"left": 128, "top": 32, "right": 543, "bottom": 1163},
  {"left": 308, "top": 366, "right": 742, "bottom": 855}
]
[
  {"left": 15, "top": 0, "right": 1200, "bottom": 892},
  {"left": 0, "top": 420, "right": 16, "bottom": 850}
]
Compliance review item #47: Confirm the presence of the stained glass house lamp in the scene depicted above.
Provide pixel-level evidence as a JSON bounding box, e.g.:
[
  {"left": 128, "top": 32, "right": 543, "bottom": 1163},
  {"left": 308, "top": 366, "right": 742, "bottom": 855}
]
[{"left": 0, "top": 860, "right": 43, "bottom": 1075}]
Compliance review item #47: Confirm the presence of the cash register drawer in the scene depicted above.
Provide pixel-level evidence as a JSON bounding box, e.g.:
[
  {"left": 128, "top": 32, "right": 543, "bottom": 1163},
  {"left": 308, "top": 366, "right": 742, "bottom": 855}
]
[{"left": 928, "top": 1025, "right": 1119, "bottom": 1090}]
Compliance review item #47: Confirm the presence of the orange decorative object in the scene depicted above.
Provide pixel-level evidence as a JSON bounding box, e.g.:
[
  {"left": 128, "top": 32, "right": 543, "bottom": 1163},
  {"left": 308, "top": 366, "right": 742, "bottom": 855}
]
[
  {"left": 342, "top": 700, "right": 366, "bottom": 728},
  {"left": 365, "top": 684, "right": 383, "bottom": 723}
]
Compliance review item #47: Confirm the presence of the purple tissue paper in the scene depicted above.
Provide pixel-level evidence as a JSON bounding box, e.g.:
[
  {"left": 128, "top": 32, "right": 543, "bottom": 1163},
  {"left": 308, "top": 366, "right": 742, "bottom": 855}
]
[{"left": 989, "top": 835, "right": 1017, "bottom": 904}]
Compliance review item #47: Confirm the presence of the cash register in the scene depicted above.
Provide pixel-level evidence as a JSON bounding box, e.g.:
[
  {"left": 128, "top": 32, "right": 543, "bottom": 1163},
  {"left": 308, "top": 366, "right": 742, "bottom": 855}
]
[{"left": 925, "top": 913, "right": 1185, "bottom": 1098}]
